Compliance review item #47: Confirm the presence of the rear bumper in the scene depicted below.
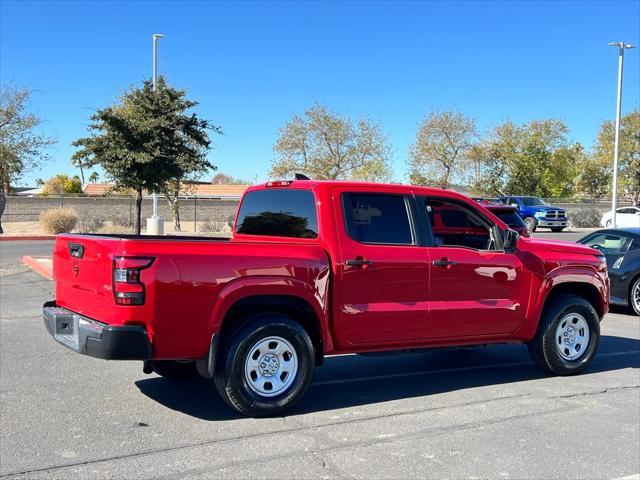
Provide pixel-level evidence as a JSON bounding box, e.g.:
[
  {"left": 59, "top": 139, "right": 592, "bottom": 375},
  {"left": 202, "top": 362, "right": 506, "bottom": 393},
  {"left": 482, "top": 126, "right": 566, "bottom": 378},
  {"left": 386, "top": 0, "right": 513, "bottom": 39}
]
[{"left": 43, "top": 301, "right": 152, "bottom": 360}]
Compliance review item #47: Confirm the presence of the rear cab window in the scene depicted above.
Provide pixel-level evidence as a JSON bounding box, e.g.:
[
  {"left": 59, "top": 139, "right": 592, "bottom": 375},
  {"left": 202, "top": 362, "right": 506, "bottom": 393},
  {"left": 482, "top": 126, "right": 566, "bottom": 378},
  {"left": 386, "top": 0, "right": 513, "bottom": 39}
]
[
  {"left": 341, "top": 193, "right": 415, "bottom": 245},
  {"left": 235, "top": 189, "right": 318, "bottom": 239}
]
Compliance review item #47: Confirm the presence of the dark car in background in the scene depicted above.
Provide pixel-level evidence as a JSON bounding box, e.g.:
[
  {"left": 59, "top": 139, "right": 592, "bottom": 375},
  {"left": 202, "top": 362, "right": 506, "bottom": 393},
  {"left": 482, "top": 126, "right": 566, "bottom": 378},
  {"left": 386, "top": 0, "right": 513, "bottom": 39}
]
[
  {"left": 485, "top": 204, "right": 531, "bottom": 237},
  {"left": 578, "top": 228, "right": 640, "bottom": 315}
]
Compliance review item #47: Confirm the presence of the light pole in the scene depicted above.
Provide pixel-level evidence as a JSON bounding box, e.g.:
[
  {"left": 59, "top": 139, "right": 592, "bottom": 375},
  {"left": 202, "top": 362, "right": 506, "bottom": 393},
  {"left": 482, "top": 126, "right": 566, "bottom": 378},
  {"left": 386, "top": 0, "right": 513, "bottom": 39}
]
[
  {"left": 147, "top": 33, "right": 165, "bottom": 235},
  {"left": 607, "top": 41, "right": 635, "bottom": 228}
]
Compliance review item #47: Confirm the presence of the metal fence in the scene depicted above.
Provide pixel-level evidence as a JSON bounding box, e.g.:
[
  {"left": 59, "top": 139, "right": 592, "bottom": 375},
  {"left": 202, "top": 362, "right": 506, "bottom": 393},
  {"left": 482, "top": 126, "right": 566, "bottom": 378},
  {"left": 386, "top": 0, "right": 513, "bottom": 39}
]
[{"left": 2, "top": 194, "right": 240, "bottom": 233}]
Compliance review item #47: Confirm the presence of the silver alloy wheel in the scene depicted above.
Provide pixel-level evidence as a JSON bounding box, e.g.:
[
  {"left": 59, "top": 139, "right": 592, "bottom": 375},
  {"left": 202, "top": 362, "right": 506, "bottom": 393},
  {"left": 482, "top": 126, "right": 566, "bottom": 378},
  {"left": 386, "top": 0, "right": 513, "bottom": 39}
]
[
  {"left": 555, "top": 313, "right": 590, "bottom": 361},
  {"left": 524, "top": 217, "right": 536, "bottom": 231},
  {"left": 244, "top": 336, "right": 298, "bottom": 397},
  {"left": 632, "top": 279, "right": 640, "bottom": 314}
]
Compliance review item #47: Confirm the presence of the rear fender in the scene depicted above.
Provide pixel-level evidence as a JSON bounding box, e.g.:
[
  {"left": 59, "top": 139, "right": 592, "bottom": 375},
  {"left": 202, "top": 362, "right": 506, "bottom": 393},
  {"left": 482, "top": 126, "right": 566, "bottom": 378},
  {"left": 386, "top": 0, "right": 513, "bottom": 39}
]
[{"left": 208, "top": 275, "right": 333, "bottom": 352}]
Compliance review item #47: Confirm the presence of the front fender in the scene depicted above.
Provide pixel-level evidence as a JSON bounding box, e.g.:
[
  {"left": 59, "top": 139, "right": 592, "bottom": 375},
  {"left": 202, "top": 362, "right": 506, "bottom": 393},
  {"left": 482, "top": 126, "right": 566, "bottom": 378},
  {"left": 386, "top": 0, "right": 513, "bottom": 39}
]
[{"left": 514, "top": 265, "right": 607, "bottom": 341}]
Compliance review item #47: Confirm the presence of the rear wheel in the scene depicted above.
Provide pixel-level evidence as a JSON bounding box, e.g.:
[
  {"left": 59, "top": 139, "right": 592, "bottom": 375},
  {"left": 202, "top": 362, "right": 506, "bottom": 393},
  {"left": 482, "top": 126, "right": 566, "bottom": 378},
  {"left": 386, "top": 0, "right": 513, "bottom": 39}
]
[
  {"left": 214, "top": 314, "right": 314, "bottom": 417},
  {"left": 524, "top": 217, "right": 537, "bottom": 233},
  {"left": 631, "top": 277, "right": 640, "bottom": 316},
  {"left": 150, "top": 360, "right": 199, "bottom": 379},
  {"left": 550, "top": 227, "right": 565, "bottom": 232},
  {"left": 528, "top": 294, "right": 600, "bottom": 375}
]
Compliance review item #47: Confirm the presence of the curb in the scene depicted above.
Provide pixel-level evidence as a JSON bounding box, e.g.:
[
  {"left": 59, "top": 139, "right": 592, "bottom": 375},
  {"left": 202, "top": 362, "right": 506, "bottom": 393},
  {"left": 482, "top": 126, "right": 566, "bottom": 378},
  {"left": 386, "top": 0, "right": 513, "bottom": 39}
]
[
  {"left": 21, "top": 255, "right": 53, "bottom": 280},
  {"left": 0, "top": 235, "right": 56, "bottom": 241}
]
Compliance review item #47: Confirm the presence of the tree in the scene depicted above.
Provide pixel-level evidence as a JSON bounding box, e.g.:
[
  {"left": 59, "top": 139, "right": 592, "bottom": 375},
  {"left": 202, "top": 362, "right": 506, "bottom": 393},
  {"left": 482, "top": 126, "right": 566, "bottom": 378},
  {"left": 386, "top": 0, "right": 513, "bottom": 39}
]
[
  {"left": 211, "top": 172, "right": 250, "bottom": 184},
  {"left": 575, "top": 156, "right": 610, "bottom": 199},
  {"left": 271, "top": 103, "right": 392, "bottom": 182},
  {"left": 408, "top": 110, "right": 477, "bottom": 189},
  {"left": 471, "top": 119, "right": 581, "bottom": 198},
  {"left": 42, "top": 174, "right": 83, "bottom": 195},
  {"left": 72, "top": 77, "right": 219, "bottom": 233},
  {"left": 0, "top": 84, "right": 56, "bottom": 192},
  {"left": 88, "top": 171, "right": 99, "bottom": 183},
  {"left": 593, "top": 110, "right": 640, "bottom": 203}
]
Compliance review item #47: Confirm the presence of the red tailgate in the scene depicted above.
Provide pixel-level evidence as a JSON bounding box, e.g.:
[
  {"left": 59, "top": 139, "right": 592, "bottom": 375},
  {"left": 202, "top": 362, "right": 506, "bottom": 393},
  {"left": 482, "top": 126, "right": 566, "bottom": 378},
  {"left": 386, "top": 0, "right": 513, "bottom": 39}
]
[{"left": 53, "top": 234, "right": 121, "bottom": 323}]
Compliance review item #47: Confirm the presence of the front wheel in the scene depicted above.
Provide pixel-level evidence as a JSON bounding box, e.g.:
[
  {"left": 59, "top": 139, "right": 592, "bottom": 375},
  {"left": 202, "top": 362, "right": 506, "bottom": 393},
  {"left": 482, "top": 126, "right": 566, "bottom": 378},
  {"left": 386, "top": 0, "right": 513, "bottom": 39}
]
[
  {"left": 551, "top": 227, "right": 565, "bottom": 232},
  {"left": 523, "top": 217, "right": 537, "bottom": 233},
  {"left": 631, "top": 277, "right": 640, "bottom": 316},
  {"left": 528, "top": 294, "right": 600, "bottom": 375},
  {"left": 214, "top": 314, "right": 315, "bottom": 417}
]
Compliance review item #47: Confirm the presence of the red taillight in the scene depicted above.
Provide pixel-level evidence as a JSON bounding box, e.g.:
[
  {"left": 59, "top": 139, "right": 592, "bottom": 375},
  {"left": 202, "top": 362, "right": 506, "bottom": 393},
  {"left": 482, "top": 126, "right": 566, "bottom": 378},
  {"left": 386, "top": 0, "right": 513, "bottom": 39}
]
[
  {"left": 265, "top": 180, "right": 292, "bottom": 188},
  {"left": 113, "top": 257, "right": 154, "bottom": 306}
]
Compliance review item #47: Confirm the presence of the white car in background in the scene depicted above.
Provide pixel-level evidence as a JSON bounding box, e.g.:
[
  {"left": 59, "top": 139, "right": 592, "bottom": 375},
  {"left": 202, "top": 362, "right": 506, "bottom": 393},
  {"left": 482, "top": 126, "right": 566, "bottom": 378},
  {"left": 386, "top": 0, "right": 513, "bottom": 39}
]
[{"left": 601, "top": 206, "right": 640, "bottom": 228}]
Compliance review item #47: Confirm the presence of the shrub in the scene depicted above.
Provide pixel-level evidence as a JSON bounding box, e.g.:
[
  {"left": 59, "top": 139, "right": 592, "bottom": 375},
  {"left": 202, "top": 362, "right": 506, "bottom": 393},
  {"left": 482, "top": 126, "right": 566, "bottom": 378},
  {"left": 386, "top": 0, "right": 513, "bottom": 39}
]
[
  {"left": 40, "top": 208, "right": 79, "bottom": 234},
  {"left": 199, "top": 219, "right": 232, "bottom": 237},
  {"left": 113, "top": 215, "right": 134, "bottom": 228},
  {"left": 76, "top": 211, "right": 105, "bottom": 233},
  {"left": 568, "top": 206, "right": 602, "bottom": 228}
]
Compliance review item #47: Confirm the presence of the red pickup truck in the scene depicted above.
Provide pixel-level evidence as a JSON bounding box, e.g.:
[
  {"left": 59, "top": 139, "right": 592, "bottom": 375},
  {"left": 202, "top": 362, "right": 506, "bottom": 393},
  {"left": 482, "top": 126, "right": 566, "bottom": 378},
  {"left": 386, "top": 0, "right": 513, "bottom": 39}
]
[{"left": 44, "top": 180, "right": 609, "bottom": 416}]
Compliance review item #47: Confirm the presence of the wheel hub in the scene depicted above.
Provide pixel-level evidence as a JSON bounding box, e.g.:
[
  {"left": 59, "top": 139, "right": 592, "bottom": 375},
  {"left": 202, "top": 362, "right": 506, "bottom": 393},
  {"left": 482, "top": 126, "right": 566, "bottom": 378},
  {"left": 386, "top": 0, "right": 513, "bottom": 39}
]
[
  {"left": 555, "top": 313, "right": 590, "bottom": 361},
  {"left": 258, "top": 354, "right": 280, "bottom": 377}
]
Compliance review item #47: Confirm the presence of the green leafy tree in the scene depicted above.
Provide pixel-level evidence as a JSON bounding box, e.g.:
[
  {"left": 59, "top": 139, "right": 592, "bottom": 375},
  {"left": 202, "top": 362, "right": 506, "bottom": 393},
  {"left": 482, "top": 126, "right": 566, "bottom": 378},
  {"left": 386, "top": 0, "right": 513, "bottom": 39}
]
[
  {"left": 472, "top": 119, "right": 581, "bottom": 198},
  {"left": 0, "top": 84, "right": 56, "bottom": 192},
  {"left": 271, "top": 103, "right": 392, "bottom": 182},
  {"left": 593, "top": 110, "right": 640, "bottom": 203},
  {"left": 88, "top": 171, "right": 99, "bottom": 183},
  {"left": 408, "top": 110, "right": 477, "bottom": 189},
  {"left": 42, "top": 174, "right": 83, "bottom": 195},
  {"left": 72, "top": 77, "right": 219, "bottom": 233}
]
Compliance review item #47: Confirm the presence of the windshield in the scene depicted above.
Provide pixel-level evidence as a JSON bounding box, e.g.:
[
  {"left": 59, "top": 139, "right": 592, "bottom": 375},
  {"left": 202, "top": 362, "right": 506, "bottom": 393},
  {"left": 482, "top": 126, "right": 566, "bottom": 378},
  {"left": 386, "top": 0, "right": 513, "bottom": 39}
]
[{"left": 521, "top": 197, "right": 547, "bottom": 207}]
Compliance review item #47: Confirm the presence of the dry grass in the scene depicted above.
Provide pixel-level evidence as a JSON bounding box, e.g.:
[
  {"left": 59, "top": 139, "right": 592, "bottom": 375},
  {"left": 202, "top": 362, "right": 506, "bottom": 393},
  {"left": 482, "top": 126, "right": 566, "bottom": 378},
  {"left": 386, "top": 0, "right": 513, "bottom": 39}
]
[{"left": 39, "top": 208, "right": 78, "bottom": 234}]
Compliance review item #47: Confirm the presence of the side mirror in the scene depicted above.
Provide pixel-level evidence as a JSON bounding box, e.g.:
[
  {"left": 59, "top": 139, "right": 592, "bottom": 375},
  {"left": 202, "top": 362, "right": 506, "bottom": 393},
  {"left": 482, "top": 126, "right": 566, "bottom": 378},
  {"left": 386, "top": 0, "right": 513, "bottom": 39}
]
[{"left": 504, "top": 229, "right": 520, "bottom": 253}]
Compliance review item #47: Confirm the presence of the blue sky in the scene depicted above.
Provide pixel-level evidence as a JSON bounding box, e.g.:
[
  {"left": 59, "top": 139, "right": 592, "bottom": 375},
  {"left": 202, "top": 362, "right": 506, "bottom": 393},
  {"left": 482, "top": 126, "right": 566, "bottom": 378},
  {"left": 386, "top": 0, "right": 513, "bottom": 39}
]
[{"left": 1, "top": 0, "right": 639, "bottom": 187}]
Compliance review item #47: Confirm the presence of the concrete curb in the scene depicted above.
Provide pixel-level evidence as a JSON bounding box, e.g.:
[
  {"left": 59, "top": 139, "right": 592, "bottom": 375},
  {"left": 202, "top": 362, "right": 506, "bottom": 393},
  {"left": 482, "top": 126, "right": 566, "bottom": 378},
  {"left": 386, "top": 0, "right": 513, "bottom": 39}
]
[
  {"left": 0, "top": 235, "right": 56, "bottom": 241},
  {"left": 21, "top": 255, "right": 53, "bottom": 280}
]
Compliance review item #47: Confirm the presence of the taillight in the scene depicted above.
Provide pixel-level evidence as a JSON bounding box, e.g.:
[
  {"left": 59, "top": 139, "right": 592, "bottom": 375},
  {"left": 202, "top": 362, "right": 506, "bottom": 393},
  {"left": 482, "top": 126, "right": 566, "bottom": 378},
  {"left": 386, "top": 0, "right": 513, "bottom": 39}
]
[{"left": 113, "top": 257, "right": 154, "bottom": 306}]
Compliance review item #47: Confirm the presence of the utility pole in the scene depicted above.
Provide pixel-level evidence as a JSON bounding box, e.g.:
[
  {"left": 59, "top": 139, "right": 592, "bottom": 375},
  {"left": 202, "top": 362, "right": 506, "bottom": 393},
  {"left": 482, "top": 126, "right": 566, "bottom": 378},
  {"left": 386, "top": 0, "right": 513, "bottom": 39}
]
[
  {"left": 147, "top": 33, "right": 165, "bottom": 235},
  {"left": 607, "top": 41, "right": 635, "bottom": 228}
]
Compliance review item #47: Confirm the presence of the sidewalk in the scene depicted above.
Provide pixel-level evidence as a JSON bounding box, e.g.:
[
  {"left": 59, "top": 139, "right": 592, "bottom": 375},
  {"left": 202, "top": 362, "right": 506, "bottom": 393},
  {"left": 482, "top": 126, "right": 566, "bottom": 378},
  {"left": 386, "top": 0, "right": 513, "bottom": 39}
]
[{"left": 21, "top": 256, "right": 53, "bottom": 280}]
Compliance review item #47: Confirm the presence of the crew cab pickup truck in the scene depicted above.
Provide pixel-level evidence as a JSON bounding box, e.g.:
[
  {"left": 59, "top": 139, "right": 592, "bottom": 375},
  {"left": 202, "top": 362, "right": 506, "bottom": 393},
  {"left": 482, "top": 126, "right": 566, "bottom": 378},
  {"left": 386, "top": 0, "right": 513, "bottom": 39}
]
[
  {"left": 44, "top": 180, "right": 609, "bottom": 417},
  {"left": 499, "top": 196, "right": 568, "bottom": 233}
]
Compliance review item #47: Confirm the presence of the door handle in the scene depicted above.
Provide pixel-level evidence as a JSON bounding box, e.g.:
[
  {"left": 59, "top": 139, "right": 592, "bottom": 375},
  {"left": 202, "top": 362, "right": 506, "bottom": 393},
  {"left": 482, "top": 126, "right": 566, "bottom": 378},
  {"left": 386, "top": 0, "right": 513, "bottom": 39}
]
[
  {"left": 345, "top": 258, "right": 374, "bottom": 268},
  {"left": 68, "top": 242, "right": 84, "bottom": 259},
  {"left": 432, "top": 259, "right": 457, "bottom": 268}
]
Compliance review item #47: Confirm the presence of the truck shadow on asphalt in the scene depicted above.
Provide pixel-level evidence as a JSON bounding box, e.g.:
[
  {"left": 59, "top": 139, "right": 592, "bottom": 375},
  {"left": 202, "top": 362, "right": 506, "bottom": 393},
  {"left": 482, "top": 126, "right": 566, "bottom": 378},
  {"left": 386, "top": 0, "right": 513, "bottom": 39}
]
[{"left": 134, "top": 334, "right": 640, "bottom": 421}]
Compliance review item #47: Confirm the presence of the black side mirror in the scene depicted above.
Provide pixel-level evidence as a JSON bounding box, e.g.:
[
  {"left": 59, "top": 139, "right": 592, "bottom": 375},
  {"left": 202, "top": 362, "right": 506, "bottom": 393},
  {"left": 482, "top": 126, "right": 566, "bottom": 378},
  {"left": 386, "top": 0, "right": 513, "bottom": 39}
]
[{"left": 504, "top": 229, "right": 520, "bottom": 253}]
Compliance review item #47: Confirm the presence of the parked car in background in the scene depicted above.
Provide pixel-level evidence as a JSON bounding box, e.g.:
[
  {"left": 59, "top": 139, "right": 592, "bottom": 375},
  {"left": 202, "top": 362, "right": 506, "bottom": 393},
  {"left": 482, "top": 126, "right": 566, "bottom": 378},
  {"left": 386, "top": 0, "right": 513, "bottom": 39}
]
[
  {"left": 600, "top": 206, "right": 640, "bottom": 228},
  {"left": 498, "top": 196, "right": 568, "bottom": 233},
  {"left": 483, "top": 204, "right": 531, "bottom": 237},
  {"left": 578, "top": 227, "right": 640, "bottom": 315}
]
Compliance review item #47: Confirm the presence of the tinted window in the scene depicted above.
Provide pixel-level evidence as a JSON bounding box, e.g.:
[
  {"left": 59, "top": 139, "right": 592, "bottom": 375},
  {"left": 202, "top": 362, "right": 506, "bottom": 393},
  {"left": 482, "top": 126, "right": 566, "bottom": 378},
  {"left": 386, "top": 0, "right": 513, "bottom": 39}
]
[
  {"left": 342, "top": 193, "right": 413, "bottom": 245},
  {"left": 521, "top": 197, "right": 547, "bottom": 206},
  {"left": 236, "top": 189, "right": 318, "bottom": 238}
]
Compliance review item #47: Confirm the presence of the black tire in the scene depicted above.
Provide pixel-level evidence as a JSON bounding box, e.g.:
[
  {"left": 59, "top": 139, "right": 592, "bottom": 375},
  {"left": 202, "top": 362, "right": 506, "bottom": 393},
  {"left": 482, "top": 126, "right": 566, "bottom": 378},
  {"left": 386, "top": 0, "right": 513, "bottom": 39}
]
[
  {"left": 550, "top": 227, "right": 564, "bottom": 232},
  {"left": 214, "top": 314, "right": 314, "bottom": 417},
  {"left": 150, "top": 360, "right": 199, "bottom": 379},
  {"left": 524, "top": 217, "right": 537, "bottom": 233},
  {"left": 630, "top": 276, "right": 640, "bottom": 316},
  {"left": 528, "top": 293, "right": 600, "bottom": 375}
]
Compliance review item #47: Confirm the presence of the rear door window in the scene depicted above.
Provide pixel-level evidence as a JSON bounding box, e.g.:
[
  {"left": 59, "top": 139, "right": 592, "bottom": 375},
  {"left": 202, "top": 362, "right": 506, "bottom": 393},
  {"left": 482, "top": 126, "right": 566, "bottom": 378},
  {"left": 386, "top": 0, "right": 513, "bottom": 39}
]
[
  {"left": 342, "top": 193, "right": 414, "bottom": 245},
  {"left": 236, "top": 189, "right": 318, "bottom": 238}
]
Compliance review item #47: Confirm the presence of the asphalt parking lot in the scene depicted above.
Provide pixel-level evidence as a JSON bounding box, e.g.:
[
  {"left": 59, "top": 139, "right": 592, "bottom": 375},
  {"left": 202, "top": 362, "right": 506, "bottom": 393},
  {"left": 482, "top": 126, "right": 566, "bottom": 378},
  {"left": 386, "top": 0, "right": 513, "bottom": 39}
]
[{"left": 1, "top": 236, "right": 639, "bottom": 479}]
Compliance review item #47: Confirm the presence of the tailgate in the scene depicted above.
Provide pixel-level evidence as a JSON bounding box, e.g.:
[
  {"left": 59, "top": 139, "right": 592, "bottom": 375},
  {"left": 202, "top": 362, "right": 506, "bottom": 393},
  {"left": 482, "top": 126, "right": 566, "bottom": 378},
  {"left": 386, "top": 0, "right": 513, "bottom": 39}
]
[{"left": 53, "top": 234, "right": 121, "bottom": 323}]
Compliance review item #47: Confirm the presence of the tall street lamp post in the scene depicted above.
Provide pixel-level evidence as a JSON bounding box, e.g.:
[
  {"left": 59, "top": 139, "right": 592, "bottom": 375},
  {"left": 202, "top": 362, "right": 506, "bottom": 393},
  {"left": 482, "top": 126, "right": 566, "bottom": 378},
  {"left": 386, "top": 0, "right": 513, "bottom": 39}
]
[
  {"left": 607, "top": 41, "right": 635, "bottom": 228},
  {"left": 147, "top": 33, "right": 165, "bottom": 235}
]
